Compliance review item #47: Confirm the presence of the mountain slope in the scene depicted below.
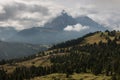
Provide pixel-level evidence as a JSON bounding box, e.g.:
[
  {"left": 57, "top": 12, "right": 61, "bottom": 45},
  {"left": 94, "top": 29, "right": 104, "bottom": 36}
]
[
  {"left": 0, "top": 41, "right": 47, "bottom": 60},
  {"left": 6, "top": 12, "right": 106, "bottom": 44},
  {"left": 76, "top": 16, "right": 105, "bottom": 31},
  {"left": 44, "top": 11, "right": 77, "bottom": 30}
]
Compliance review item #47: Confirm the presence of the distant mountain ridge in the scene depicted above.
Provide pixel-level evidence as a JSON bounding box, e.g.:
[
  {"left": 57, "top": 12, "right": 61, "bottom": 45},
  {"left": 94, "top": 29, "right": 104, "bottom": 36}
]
[
  {"left": 0, "top": 41, "right": 47, "bottom": 60},
  {"left": 1, "top": 11, "right": 107, "bottom": 44}
]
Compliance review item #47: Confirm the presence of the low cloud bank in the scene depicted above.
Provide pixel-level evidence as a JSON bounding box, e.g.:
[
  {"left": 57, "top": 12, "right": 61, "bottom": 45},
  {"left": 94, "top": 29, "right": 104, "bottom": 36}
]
[{"left": 64, "top": 24, "right": 89, "bottom": 32}]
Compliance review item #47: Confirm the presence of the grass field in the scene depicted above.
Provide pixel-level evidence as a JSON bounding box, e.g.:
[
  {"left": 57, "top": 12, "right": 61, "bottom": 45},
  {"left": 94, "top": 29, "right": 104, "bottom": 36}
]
[
  {"left": 83, "top": 31, "right": 120, "bottom": 45},
  {"left": 1, "top": 52, "right": 65, "bottom": 73},
  {"left": 1, "top": 55, "right": 51, "bottom": 73},
  {"left": 31, "top": 73, "right": 111, "bottom": 80}
]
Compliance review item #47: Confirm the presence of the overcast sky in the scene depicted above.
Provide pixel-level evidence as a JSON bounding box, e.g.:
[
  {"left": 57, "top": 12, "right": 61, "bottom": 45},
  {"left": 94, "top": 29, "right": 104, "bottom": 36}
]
[{"left": 0, "top": 0, "right": 119, "bottom": 30}]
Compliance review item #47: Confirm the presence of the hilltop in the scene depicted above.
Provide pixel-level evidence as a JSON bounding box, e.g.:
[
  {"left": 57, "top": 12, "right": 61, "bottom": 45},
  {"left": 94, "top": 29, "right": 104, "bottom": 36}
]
[{"left": 50, "top": 30, "right": 120, "bottom": 49}]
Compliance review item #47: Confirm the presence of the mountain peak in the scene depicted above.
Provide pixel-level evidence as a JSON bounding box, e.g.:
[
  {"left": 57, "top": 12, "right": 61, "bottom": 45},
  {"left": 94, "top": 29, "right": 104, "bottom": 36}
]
[
  {"left": 61, "top": 10, "right": 67, "bottom": 15},
  {"left": 44, "top": 11, "right": 77, "bottom": 30}
]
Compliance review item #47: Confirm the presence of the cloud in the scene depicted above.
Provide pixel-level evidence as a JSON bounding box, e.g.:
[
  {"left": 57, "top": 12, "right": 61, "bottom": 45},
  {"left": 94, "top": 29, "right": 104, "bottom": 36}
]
[
  {"left": 64, "top": 24, "right": 89, "bottom": 32},
  {"left": 0, "top": 0, "right": 119, "bottom": 30},
  {"left": 0, "top": 0, "right": 64, "bottom": 30},
  {"left": 0, "top": 1, "right": 51, "bottom": 30}
]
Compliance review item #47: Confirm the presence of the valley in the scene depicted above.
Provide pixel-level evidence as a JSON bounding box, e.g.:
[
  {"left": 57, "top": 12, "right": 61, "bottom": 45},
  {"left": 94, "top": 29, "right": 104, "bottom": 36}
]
[{"left": 0, "top": 30, "right": 120, "bottom": 80}]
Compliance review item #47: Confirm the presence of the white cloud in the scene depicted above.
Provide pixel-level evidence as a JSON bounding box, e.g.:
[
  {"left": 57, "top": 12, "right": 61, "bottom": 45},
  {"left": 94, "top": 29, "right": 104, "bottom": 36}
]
[
  {"left": 0, "top": 0, "right": 64, "bottom": 30},
  {"left": 0, "top": 0, "right": 119, "bottom": 30},
  {"left": 64, "top": 24, "right": 89, "bottom": 32}
]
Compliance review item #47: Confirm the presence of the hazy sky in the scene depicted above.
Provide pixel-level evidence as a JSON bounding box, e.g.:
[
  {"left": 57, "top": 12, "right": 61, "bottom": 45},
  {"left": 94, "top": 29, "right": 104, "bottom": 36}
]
[{"left": 0, "top": 0, "right": 119, "bottom": 30}]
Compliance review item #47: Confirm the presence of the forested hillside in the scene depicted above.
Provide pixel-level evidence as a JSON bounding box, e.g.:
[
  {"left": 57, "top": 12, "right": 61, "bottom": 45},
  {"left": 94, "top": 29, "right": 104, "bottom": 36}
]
[
  {"left": 50, "top": 30, "right": 120, "bottom": 49},
  {"left": 0, "top": 30, "right": 120, "bottom": 80}
]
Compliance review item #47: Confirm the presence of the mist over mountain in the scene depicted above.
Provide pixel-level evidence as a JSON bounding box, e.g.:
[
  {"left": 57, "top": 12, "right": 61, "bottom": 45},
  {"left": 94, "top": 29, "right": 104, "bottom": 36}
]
[
  {"left": 0, "top": 11, "right": 106, "bottom": 44},
  {"left": 44, "top": 11, "right": 77, "bottom": 30},
  {"left": 0, "top": 27, "right": 17, "bottom": 41}
]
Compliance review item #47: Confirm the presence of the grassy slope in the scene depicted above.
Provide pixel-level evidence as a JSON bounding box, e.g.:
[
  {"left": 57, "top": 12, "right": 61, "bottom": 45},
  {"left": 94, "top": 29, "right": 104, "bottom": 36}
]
[
  {"left": 81, "top": 31, "right": 120, "bottom": 45},
  {"left": 1, "top": 55, "right": 51, "bottom": 73},
  {"left": 31, "top": 73, "right": 111, "bottom": 80},
  {"left": 83, "top": 32, "right": 107, "bottom": 44},
  {"left": 1, "top": 52, "right": 65, "bottom": 73}
]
